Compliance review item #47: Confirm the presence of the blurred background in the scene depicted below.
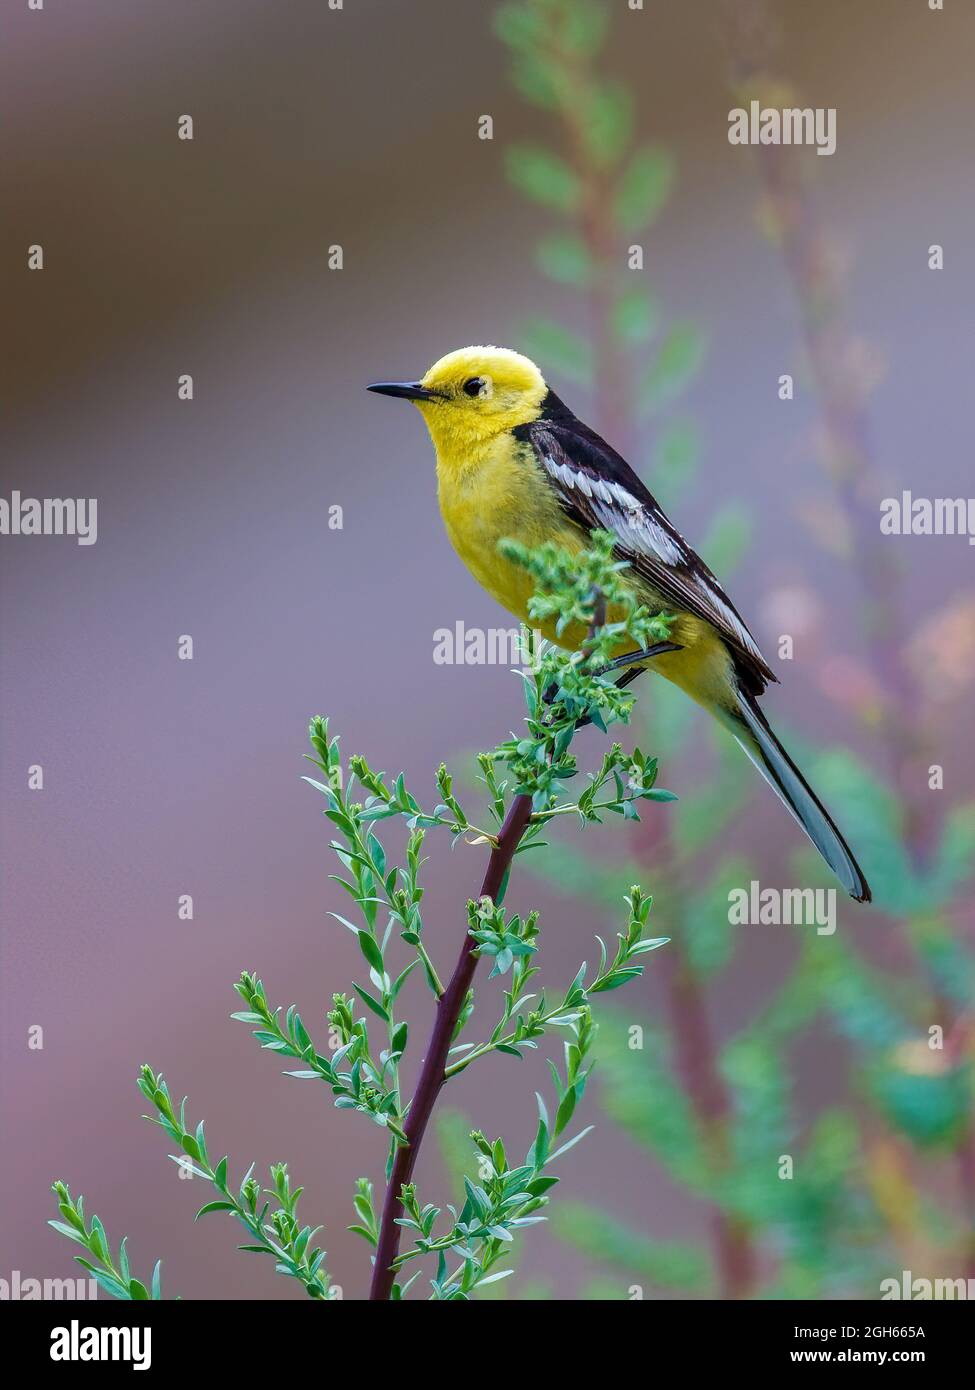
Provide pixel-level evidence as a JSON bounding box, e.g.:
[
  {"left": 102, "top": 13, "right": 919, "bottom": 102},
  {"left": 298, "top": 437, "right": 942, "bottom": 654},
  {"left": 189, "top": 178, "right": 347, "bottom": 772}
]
[{"left": 2, "top": 0, "right": 973, "bottom": 1300}]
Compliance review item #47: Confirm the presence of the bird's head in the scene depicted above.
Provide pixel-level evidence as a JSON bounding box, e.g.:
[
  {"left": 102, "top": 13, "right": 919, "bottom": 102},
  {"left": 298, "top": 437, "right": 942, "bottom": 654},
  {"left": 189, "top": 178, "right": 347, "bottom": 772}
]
[{"left": 368, "top": 346, "right": 547, "bottom": 450}]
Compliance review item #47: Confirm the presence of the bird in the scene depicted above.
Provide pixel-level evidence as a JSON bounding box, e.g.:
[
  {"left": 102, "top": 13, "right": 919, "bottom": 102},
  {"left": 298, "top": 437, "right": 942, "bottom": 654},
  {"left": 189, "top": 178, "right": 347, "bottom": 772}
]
[{"left": 368, "top": 345, "right": 871, "bottom": 902}]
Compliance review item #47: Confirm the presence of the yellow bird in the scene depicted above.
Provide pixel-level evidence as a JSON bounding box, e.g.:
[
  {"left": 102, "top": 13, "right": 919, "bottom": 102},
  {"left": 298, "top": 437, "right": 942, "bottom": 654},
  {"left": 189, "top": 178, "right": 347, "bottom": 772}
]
[{"left": 369, "top": 345, "right": 870, "bottom": 902}]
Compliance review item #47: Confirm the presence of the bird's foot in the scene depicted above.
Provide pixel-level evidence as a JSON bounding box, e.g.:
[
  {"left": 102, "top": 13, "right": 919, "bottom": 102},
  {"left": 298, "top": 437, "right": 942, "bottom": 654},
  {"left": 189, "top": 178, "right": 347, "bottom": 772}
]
[
  {"left": 598, "top": 640, "right": 683, "bottom": 675},
  {"left": 541, "top": 641, "right": 683, "bottom": 729}
]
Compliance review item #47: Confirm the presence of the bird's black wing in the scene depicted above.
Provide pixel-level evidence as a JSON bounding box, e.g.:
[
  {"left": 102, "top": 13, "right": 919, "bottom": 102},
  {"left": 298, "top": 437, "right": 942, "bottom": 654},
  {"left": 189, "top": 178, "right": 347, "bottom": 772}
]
[{"left": 514, "top": 392, "right": 776, "bottom": 695}]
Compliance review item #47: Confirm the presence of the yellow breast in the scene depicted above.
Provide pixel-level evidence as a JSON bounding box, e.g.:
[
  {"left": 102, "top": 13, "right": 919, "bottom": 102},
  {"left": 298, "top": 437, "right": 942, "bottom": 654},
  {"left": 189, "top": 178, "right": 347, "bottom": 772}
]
[
  {"left": 436, "top": 432, "right": 571, "bottom": 626},
  {"left": 434, "top": 429, "right": 738, "bottom": 715}
]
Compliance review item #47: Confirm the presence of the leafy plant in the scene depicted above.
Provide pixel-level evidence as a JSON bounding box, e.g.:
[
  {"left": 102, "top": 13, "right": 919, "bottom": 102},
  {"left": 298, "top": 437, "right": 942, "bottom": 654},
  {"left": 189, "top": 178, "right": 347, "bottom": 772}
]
[
  {"left": 48, "top": 1184, "right": 164, "bottom": 1302},
  {"left": 49, "top": 533, "right": 677, "bottom": 1300}
]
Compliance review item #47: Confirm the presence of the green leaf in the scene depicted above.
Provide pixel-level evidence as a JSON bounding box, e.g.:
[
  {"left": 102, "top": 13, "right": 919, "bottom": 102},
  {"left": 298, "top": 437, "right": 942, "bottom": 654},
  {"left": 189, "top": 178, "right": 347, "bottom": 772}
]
[
  {"left": 352, "top": 984, "right": 389, "bottom": 1022},
  {"left": 476, "top": 1268, "right": 514, "bottom": 1286},
  {"left": 390, "top": 958, "right": 420, "bottom": 1000},
  {"left": 509, "top": 51, "right": 564, "bottom": 111},
  {"left": 612, "top": 288, "right": 658, "bottom": 345},
  {"left": 195, "top": 1201, "right": 236, "bottom": 1220},
  {"left": 582, "top": 80, "right": 632, "bottom": 169},
  {"left": 506, "top": 144, "right": 581, "bottom": 213},
  {"left": 614, "top": 145, "right": 674, "bottom": 233},
  {"left": 590, "top": 969, "right": 640, "bottom": 992},
  {"left": 546, "top": 1125, "right": 594, "bottom": 1161},
  {"left": 561, "top": 0, "right": 609, "bottom": 55},
  {"left": 638, "top": 323, "right": 706, "bottom": 413},
  {"left": 357, "top": 931, "right": 385, "bottom": 974},
  {"left": 867, "top": 1056, "right": 972, "bottom": 1151},
  {"left": 47, "top": 1220, "right": 87, "bottom": 1246},
  {"left": 82, "top": 1266, "right": 132, "bottom": 1301},
  {"left": 518, "top": 317, "right": 592, "bottom": 386},
  {"left": 492, "top": 2, "right": 544, "bottom": 51},
  {"left": 89, "top": 1216, "right": 109, "bottom": 1261},
  {"left": 531, "top": 1114, "right": 550, "bottom": 1169},
  {"left": 535, "top": 231, "right": 592, "bottom": 286}
]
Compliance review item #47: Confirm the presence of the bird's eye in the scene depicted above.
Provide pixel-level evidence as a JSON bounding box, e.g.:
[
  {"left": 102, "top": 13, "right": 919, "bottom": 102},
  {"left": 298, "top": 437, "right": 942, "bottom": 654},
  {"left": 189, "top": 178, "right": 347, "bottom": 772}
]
[{"left": 463, "top": 377, "right": 485, "bottom": 398}]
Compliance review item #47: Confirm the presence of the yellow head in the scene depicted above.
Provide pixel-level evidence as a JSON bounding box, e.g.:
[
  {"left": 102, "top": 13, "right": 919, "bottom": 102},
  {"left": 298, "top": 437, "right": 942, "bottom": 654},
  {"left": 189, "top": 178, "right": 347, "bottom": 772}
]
[{"left": 368, "top": 346, "right": 548, "bottom": 454}]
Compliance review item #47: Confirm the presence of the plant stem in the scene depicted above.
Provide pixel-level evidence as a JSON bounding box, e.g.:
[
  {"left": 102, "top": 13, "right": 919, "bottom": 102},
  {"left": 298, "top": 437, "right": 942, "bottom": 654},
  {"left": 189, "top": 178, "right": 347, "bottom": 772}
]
[{"left": 368, "top": 793, "right": 535, "bottom": 1300}]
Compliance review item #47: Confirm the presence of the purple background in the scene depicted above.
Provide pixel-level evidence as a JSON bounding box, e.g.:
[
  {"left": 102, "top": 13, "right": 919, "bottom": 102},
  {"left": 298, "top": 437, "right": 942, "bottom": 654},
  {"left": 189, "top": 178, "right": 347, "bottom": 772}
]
[{"left": 2, "top": 0, "right": 973, "bottom": 1299}]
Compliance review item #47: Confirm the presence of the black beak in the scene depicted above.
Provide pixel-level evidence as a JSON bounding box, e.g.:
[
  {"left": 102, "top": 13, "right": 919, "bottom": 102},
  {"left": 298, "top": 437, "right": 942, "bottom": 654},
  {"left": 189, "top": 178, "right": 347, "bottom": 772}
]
[{"left": 367, "top": 380, "right": 439, "bottom": 402}]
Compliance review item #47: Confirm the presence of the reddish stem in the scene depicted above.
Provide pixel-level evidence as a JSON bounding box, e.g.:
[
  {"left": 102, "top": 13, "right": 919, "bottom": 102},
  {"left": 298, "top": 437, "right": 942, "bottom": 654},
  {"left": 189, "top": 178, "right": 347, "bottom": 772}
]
[{"left": 368, "top": 794, "right": 535, "bottom": 1300}]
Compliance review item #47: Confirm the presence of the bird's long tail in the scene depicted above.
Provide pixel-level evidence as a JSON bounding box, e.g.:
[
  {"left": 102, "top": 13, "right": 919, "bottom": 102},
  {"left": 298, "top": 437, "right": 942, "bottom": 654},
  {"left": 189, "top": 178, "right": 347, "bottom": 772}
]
[{"left": 722, "top": 687, "right": 871, "bottom": 903}]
